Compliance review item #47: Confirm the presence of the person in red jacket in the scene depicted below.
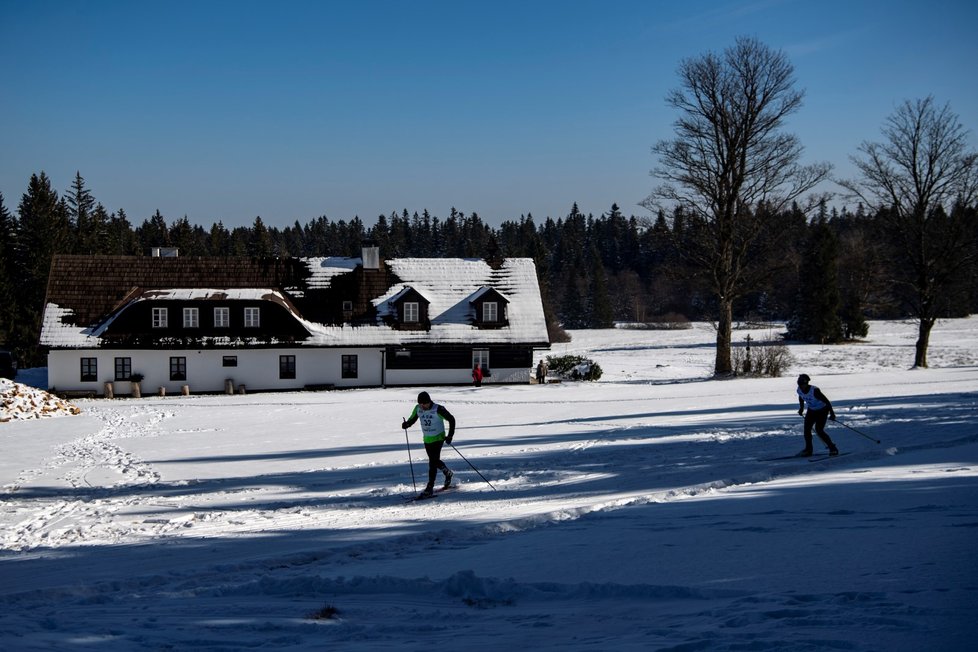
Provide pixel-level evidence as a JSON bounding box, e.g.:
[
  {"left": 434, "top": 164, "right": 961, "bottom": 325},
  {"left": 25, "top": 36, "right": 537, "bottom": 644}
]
[{"left": 472, "top": 364, "right": 483, "bottom": 387}]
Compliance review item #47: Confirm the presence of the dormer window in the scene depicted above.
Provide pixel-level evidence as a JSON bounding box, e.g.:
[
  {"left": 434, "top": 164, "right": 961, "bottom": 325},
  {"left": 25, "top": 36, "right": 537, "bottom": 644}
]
[
  {"left": 244, "top": 307, "right": 260, "bottom": 328},
  {"left": 404, "top": 302, "right": 419, "bottom": 323},
  {"left": 387, "top": 287, "right": 430, "bottom": 331},
  {"left": 483, "top": 302, "right": 498, "bottom": 322},
  {"left": 183, "top": 307, "right": 199, "bottom": 328},
  {"left": 214, "top": 307, "right": 229, "bottom": 328},
  {"left": 152, "top": 307, "right": 168, "bottom": 328},
  {"left": 470, "top": 287, "right": 509, "bottom": 329}
]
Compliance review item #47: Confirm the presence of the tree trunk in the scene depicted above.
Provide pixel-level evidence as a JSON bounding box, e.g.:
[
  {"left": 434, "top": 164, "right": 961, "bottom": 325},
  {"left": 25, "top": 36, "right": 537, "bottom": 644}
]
[
  {"left": 914, "top": 318, "right": 935, "bottom": 368},
  {"left": 715, "top": 299, "right": 734, "bottom": 375}
]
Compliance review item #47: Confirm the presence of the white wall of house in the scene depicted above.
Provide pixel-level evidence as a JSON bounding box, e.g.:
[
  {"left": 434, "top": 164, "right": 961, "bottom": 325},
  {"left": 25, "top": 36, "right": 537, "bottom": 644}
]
[
  {"left": 48, "top": 348, "right": 386, "bottom": 394},
  {"left": 47, "top": 350, "right": 531, "bottom": 395},
  {"left": 383, "top": 367, "right": 530, "bottom": 386}
]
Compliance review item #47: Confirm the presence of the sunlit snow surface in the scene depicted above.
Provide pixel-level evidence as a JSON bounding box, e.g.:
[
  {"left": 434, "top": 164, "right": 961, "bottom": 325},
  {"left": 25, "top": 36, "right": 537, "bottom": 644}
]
[{"left": 2, "top": 318, "right": 976, "bottom": 650}]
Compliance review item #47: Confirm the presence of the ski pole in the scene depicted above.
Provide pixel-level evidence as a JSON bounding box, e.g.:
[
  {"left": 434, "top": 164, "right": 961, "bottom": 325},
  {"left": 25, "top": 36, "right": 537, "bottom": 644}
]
[
  {"left": 403, "top": 419, "right": 417, "bottom": 492},
  {"left": 448, "top": 442, "right": 497, "bottom": 491},
  {"left": 834, "top": 418, "right": 881, "bottom": 444}
]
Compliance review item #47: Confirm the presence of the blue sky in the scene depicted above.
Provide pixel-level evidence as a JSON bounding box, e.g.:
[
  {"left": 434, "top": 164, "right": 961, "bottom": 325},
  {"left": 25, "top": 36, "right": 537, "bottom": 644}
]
[{"left": 2, "top": 0, "right": 976, "bottom": 229}]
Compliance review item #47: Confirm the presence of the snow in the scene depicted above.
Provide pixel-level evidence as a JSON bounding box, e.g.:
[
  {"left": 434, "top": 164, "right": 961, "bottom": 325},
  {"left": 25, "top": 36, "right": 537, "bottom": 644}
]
[{"left": 2, "top": 318, "right": 977, "bottom": 650}]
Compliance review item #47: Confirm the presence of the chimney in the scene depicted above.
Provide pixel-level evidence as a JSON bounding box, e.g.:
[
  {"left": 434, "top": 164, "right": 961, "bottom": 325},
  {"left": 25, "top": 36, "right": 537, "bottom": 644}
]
[{"left": 361, "top": 240, "right": 380, "bottom": 270}]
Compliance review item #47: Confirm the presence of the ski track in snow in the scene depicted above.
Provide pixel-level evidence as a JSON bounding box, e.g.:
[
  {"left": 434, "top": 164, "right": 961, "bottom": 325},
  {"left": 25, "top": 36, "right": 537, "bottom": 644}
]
[{"left": 2, "top": 319, "right": 977, "bottom": 650}]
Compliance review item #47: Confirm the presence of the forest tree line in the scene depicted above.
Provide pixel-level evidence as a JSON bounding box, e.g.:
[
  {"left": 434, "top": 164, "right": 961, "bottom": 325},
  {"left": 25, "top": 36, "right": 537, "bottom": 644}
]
[{"left": 2, "top": 170, "right": 976, "bottom": 367}]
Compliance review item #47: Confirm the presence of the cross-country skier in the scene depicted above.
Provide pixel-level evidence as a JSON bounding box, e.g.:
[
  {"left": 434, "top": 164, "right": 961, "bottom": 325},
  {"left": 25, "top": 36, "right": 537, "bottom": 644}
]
[
  {"left": 402, "top": 391, "right": 456, "bottom": 498},
  {"left": 796, "top": 374, "right": 839, "bottom": 456}
]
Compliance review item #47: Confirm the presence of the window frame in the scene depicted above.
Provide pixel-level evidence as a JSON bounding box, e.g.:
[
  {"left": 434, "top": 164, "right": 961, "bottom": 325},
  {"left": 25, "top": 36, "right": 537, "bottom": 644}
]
[
  {"left": 342, "top": 354, "right": 358, "bottom": 379},
  {"left": 244, "top": 306, "right": 261, "bottom": 328},
  {"left": 403, "top": 301, "right": 419, "bottom": 323},
  {"left": 472, "top": 349, "right": 489, "bottom": 372},
  {"left": 80, "top": 357, "right": 97, "bottom": 382},
  {"left": 482, "top": 301, "right": 498, "bottom": 322},
  {"left": 114, "top": 357, "right": 132, "bottom": 381},
  {"left": 279, "top": 355, "right": 296, "bottom": 379},
  {"left": 152, "top": 307, "right": 168, "bottom": 328},
  {"left": 169, "top": 356, "right": 187, "bottom": 381},
  {"left": 222, "top": 355, "right": 238, "bottom": 367},
  {"left": 214, "top": 306, "right": 230, "bottom": 328},
  {"left": 183, "top": 307, "right": 199, "bottom": 328}
]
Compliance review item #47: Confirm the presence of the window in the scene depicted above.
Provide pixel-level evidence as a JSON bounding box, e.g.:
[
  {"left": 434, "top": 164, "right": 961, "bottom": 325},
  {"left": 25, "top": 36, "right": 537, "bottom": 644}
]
[
  {"left": 404, "top": 301, "right": 419, "bottom": 322},
  {"left": 342, "top": 354, "right": 358, "bottom": 378},
  {"left": 214, "top": 307, "right": 229, "bottom": 328},
  {"left": 114, "top": 357, "right": 132, "bottom": 381},
  {"left": 279, "top": 355, "right": 296, "bottom": 379},
  {"left": 483, "top": 301, "right": 498, "bottom": 322},
  {"left": 222, "top": 356, "right": 237, "bottom": 367},
  {"left": 80, "top": 357, "right": 97, "bottom": 382},
  {"left": 342, "top": 300, "right": 353, "bottom": 312},
  {"left": 244, "top": 307, "right": 260, "bottom": 328},
  {"left": 183, "top": 307, "right": 199, "bottom": 328},
  {"left": 473, "top": 349, "right": 489, "bottom": 373},
  {"left": 152, "top": 307, "right": 168, "bottom": 328},
  {"left": 170, "top": 356, "right": 187, "bottom": 381}
]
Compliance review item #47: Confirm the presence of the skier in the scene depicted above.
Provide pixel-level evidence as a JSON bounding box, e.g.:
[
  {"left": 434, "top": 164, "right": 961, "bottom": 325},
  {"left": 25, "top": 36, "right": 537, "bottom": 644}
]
[
  {"left": 402, "top": 391, "right": 456, "bottom": 498},
  {"left": 796, "top": 374, "right": 840, "bottom": 456}
]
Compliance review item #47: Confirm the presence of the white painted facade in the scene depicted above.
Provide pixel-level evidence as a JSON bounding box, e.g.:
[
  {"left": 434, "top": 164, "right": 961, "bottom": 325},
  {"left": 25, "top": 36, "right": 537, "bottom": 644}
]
[{"left": 48, "top": 348, "right": 531, "bottom": 394}]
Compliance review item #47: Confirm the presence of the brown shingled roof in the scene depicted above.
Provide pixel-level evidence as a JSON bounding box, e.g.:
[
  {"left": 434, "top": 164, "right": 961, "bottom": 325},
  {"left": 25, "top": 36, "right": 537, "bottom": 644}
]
[{"left": 45, "top": 255, "right": 310, "bottom": 326}]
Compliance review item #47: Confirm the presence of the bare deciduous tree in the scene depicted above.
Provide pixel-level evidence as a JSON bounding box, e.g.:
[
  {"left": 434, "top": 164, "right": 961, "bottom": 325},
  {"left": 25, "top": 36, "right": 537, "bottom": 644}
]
[
  {"left": 643, "top": 36, "right": 831, "bottom": 375},
  {"left": 838, "top": 97, "right": 978, "bottom": 367}
]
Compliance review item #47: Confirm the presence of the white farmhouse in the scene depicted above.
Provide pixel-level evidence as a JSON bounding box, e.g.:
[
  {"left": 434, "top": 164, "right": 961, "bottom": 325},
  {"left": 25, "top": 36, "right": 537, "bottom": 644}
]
[{"left": 39, "top": 244, "right": 550, "bottom": 395}]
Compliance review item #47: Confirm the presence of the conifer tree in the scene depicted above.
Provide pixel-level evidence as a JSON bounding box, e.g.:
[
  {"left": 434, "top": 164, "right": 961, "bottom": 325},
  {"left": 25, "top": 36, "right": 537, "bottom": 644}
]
[
  {"left": 14, "top": 172, "right": 72, "bottom": 364},
  {"left": 67, "top": 172, "right": 96, "bottom": 253},
  {"left": 588, "top": 246, "right": 614, "bottom": 327},
  {"left": 250, "top": 216, "right": 273, "bottom": 256},
  {"left": 787, "top": 218, "right": 843, "bottom": 343},
  {"left": 0, "top": 192, "right": 17, "bottom": 349}
]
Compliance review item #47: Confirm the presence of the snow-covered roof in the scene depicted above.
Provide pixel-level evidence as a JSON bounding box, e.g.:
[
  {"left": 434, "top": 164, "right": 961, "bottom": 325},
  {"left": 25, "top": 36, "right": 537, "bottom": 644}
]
[
  {"left": 297, "top": 258, "right": 548, "bottom": 346},
  {"left": 39, "top": 256, "right": 549, "bottom": 349}
]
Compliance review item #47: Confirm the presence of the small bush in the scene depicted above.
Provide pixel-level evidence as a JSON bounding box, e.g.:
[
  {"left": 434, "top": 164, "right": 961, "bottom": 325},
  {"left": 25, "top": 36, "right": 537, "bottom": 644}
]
[
  {"left": 546, "top": 354, "right": 603, "bottom": 381},
  {"left": 309, "top": 603, "right": 340, "bottom": 620},
  {"left": 732, "top": 342, "right": 794, "bottom": 378}
]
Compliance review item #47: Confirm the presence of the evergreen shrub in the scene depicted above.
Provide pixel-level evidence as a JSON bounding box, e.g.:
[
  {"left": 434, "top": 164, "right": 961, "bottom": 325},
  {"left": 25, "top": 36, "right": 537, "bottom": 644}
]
[{"left": 545, "top": 354, "right": 603, "bottom": 381}]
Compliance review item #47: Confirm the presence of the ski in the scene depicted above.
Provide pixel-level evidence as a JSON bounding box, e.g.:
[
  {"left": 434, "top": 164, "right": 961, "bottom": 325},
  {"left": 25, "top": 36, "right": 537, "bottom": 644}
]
[
  {"left": 758, "top": 452, "right": 844, "bottom": 462},
  {"left": 405, "top": 492, "right": 438, "bottom": 502},
  {"left": 808, "top": 452, "right": 852, "bottom": 463},
  {"left": 404, "top": 485, "right": 456, "bottom": 502}
]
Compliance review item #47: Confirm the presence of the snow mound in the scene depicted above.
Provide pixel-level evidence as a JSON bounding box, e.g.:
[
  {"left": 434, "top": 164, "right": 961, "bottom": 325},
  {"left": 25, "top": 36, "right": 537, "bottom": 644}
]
[{"left": 0, "top": 378, "right": 81, "bottom": 422}]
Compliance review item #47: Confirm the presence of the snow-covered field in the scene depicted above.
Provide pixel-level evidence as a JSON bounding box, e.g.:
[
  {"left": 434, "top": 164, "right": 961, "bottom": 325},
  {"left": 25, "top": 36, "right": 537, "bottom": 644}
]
[{"left": 2, "top": 319, "right": 977, "bottom": 651}]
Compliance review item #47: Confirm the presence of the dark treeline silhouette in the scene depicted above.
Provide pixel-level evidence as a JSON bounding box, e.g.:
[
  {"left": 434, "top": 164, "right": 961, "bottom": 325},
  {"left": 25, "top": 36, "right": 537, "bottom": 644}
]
[{"left": 1, "top": 171, "right": 976, "bottom": 366}]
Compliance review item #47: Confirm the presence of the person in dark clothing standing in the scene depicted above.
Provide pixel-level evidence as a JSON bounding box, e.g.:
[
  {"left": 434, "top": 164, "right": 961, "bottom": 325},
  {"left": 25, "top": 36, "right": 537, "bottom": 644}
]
[
  {"left": 796, "top": 374, "right": 839, "bottom": 456},
  {"left": 402, "top": 391, "right": 456, "bottom": 497}
]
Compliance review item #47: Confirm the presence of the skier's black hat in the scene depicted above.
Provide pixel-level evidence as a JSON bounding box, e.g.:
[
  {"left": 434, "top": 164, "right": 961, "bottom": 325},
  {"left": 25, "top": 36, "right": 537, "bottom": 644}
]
[
  {"left": 797, "top": 374, "right": 811, "bottom": 385},
  {"left": 418, "top": 391, "right": 431, "bottom": 404}
]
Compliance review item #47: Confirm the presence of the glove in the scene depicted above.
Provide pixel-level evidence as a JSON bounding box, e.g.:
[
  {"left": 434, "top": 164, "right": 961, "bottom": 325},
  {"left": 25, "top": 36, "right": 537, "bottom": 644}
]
[
  {"left": 401, "top": 421, "right": 409, "bottom": 430},
  {"left": 829, "top": 413, "right": 837, "bottom": 421},
  {"left": 798, "top": 409, "right": 804, "bottom": 416},
  {"left": 445, "top": 435, "right": 454, "bottom": 445}
]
